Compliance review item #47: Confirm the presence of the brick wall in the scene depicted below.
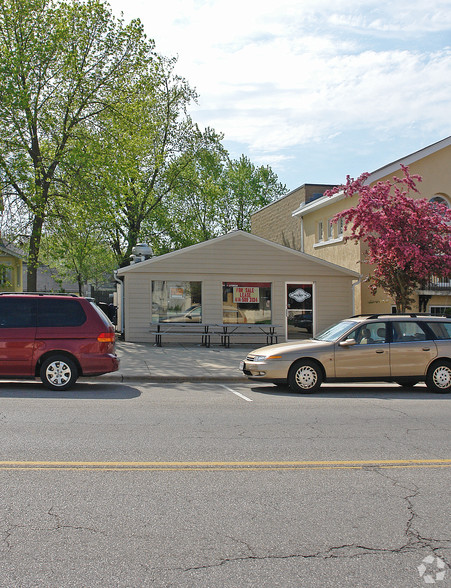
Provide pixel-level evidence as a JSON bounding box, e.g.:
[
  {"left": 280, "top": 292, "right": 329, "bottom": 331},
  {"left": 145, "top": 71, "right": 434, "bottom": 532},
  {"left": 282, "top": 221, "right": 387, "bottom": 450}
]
[{"left": 251, "top": 184, "right": 335, "bottom": 250}]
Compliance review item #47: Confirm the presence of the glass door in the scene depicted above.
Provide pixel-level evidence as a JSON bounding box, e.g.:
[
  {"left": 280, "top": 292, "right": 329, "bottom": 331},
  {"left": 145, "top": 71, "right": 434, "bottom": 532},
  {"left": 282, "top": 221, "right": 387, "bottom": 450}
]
[{"left": 286, "top": 283, "right": 313, "bottom": 340}]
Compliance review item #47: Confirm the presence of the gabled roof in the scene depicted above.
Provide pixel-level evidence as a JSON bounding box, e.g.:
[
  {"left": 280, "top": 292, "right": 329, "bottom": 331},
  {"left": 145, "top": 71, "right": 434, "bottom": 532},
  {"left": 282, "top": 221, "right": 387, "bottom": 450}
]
[
  {"left": 292, "top": 135, "right": 451, "bottom": 217},
  {"left": 117, "top": 230, "right": 359, "bottom": 277},
  {"left": 0, "top": 242, "right": 23, "bottom": 258}
]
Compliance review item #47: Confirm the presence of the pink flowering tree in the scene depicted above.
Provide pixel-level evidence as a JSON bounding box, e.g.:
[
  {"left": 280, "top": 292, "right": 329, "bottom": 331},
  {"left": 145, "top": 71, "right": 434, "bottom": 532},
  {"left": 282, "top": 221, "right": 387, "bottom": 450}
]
[{"left": 325, "top": 165, "right": 451, "bottom": 312}]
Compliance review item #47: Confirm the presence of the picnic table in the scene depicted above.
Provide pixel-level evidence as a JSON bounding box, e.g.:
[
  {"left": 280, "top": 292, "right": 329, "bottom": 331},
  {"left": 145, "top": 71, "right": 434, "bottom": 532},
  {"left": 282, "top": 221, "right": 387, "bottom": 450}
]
[
  {"left": 150, "top": 322, "right": 281, "bottom": 348},
  {"left": 213, "top": 324, "right": 280, "bottom": 348}
]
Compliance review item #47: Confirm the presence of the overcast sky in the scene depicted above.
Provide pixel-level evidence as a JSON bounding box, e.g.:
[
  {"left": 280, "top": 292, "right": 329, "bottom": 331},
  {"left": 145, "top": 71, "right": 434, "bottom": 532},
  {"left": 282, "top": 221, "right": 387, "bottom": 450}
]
[{"left": 108, "top": 0, "right": 451, "bottom": 191}]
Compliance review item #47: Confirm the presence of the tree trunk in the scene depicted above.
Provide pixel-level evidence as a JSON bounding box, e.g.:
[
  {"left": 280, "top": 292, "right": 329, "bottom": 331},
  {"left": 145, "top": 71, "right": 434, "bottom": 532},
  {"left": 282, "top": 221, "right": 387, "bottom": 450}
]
[{"left": 27, "top": 214, "right": 45, "bottom": 292}]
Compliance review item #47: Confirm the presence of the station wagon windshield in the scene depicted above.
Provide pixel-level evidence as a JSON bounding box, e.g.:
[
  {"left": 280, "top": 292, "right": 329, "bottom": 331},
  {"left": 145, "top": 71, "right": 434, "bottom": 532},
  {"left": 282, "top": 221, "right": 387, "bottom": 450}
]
[{"left": 315, "top": 320, "right": 357, "bottom": 342}]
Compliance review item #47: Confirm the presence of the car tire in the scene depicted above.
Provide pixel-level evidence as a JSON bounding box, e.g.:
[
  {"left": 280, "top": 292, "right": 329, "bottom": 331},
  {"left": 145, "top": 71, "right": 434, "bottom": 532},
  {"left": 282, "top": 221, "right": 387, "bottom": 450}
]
[
  {"left": 40, "top": 355, "right": 78, "bottom": 391},
  {"left": 426, "top": 361, "right": 451, "bottom": 394},
  {"left": 288, "top": 360, "right": 322, "bottom": 393},
  {"left": 395, "top": 380, "right": 419, "bottom": 388}
]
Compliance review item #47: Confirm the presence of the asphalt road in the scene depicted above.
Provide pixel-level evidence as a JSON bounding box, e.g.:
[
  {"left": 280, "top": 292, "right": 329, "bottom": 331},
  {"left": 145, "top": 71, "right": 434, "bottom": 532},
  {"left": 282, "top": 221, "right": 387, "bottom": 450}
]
[{"left": 0, "top": 380, "right": 450, "bottom": 587}]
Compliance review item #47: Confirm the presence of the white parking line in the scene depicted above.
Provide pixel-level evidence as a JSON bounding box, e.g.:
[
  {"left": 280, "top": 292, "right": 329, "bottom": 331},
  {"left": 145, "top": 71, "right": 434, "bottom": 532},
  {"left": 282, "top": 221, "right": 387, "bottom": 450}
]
[{"left": 220, "top": 384, "right": 253, "bottom": 402}]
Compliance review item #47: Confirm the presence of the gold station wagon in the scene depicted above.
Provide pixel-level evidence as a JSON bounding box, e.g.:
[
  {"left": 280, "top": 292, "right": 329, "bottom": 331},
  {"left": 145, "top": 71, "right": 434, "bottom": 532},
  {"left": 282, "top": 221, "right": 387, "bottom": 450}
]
[{"left": 240, "top": 314, "right": 451, "bottom": 394}]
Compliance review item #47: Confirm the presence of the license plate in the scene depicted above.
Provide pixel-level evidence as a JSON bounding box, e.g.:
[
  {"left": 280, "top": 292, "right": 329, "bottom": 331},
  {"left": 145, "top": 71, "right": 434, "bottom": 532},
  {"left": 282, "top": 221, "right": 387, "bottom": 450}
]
[{"left": 239, "top": 361, "right": 245, "bottom": 371}]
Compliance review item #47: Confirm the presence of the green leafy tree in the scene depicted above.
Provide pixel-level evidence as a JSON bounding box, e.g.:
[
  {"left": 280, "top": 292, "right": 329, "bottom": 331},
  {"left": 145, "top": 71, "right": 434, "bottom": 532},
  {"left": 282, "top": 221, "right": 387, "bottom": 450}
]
[
  {"left": 154, "top": 131, "right": 228, "bottom": 250},
  {"left": 0, "top": 0, "right": 151, "bottom": 290},
  {"left": 155, "top": 152, "right": 287, "bottom": 251},
  {"left": 42, "top": 201, "right": 116, "bottom": 295},
  {"left": 76, "top": 57, "right": 215, "bottom": 266},
  {"left": 218, "top": 155, "right": 287, "bottom": 232}
]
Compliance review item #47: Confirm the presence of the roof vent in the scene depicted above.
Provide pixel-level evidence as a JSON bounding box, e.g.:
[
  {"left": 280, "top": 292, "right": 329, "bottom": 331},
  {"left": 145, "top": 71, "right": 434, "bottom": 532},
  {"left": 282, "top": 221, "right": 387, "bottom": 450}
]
[{"left": 130, "top": 243, "right": 153, "bottom": 264}]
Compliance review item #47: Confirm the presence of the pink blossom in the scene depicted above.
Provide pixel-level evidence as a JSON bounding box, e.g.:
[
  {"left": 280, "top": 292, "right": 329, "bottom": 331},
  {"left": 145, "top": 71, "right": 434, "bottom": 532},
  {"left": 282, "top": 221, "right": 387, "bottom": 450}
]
[{"left": 326, "top": 167, "right": 451, "bottom": 311}]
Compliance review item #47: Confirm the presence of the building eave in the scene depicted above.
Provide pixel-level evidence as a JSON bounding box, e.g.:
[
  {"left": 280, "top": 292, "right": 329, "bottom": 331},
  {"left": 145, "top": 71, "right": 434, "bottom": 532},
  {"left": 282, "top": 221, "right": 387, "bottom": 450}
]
[
  {"left": 292, "top": 135, "right": 451, "bottom": 217},
  {"left": 0, "top": 243, "right": 23, "bottom": 258},
  {"left": 117, "top": 230, "right": 360, "bottom": 278},
  {"left": 292, "top": 190, "right": 345, "bottom": 217}
]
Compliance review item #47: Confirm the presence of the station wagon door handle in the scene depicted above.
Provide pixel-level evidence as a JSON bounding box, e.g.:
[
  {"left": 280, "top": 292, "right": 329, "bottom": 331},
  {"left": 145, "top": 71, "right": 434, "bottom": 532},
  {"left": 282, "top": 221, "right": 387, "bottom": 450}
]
[
  {"left": 375, "top": 350, "right": 385, "bottom": 354},
  {"left": 422, "top": 347, "right": 431, "bottom": 351}
]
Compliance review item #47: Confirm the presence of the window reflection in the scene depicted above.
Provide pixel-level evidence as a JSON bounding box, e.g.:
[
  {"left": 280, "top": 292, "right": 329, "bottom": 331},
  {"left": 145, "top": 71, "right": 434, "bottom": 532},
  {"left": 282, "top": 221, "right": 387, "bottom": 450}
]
[{"left": 151, "top": 281, "right": 202, "bottom": 323}]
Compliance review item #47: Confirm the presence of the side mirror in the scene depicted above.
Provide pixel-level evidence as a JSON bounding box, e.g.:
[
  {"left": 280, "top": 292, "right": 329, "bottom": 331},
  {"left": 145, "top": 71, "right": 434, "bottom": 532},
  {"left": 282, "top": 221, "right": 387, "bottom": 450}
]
[{"left": 340, "top": 338, "right": 356, "bottom": 347}]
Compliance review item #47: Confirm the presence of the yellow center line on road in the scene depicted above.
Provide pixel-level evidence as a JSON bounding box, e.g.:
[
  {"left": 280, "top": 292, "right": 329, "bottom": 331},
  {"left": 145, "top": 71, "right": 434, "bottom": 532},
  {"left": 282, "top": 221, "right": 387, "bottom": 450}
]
[{"left": 0, "top": 459, "right": 450, "bottom": 471}]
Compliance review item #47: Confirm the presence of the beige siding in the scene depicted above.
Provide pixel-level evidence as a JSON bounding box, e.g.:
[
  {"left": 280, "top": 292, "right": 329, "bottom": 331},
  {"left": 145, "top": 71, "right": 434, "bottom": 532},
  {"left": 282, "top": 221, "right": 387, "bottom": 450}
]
[
  {"left": 123, "top": 273, "right": 354, "bottom": 343},
  {"left": 119, "top": 232, "right": 357, "bottom": 342},
  {"left": 124, "top": 232, "right": 353, "bottom": 277}
]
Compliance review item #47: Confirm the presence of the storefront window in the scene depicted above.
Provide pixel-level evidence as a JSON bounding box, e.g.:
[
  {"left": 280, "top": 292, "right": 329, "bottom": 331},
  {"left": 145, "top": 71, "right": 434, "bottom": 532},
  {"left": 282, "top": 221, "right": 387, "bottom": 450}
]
[
  {"left": 151, "top": 281, "right": 202, "bottom": 323},
  {"left": 222, "top": 282, "right": 271, "bottom": 324}
]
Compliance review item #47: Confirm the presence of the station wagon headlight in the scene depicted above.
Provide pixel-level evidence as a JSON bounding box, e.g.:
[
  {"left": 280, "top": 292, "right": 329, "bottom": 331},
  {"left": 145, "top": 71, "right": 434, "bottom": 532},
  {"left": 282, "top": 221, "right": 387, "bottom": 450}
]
[{"left": 253, "top": 355, "right": 267, "bottom": 362}]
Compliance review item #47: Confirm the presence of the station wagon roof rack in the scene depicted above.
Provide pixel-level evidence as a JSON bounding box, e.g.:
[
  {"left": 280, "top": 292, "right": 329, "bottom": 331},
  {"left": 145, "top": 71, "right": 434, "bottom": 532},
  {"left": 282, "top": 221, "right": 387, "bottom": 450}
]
[{"left": 351, "top": 313, "right": 442, "bottom": 319}]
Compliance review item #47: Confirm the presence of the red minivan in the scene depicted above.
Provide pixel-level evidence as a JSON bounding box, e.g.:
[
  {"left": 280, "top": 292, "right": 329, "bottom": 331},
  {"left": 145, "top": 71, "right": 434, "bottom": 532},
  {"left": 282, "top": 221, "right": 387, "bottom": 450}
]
[{"left": 0, "top": 293, "right": 119, "bottom": 390}]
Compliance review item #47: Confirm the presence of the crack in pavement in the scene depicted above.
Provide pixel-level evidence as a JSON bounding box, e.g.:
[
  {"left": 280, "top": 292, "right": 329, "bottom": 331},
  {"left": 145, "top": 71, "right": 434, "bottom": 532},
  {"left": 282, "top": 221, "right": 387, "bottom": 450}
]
[
  {"left": 181, "top": 538, "right": 451, "bottom": 574},
  {"left": 179, "top": 469, "right": 450, "bottom": 574}
]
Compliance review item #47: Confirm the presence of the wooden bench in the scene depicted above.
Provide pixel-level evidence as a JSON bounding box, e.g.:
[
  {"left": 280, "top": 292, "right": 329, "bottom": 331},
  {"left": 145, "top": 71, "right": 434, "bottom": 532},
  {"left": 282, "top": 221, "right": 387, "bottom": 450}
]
[{"left": 150, "top": 323, "right": 211, "bottom": 347}]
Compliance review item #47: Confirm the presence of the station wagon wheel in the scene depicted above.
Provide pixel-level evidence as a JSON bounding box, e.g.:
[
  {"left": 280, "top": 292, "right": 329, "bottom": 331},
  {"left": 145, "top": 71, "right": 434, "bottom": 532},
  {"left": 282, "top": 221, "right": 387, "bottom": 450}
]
[
  {"left": 40, "top": 355, "right": 78, "bottom": 391},
  {"left": 288, "top": 360, "right": 322, "bottom": 394},
  {"left": 426, "top": 361, "right": 451, "bottom": 394}
]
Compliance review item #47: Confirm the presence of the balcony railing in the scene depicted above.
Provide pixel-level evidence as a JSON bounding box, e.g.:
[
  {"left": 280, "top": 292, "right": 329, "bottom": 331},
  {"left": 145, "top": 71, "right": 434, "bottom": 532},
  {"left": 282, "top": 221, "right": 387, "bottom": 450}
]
[{"left": 419, "top": 276, "right": 451, "bottom": 291}]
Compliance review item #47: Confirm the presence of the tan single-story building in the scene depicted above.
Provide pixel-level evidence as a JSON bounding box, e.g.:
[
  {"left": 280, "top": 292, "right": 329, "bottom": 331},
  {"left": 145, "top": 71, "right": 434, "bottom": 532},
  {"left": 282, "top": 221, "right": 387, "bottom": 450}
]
[{"left": 116, "top": 231, "right": 359, "bottom": 344}]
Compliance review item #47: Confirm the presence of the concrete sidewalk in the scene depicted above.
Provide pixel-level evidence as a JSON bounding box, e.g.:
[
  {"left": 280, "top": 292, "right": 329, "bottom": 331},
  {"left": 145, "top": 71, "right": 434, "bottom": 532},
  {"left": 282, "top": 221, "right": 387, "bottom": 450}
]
[{"left": 95, "top": 341, "right": 255, "bottom": 383}]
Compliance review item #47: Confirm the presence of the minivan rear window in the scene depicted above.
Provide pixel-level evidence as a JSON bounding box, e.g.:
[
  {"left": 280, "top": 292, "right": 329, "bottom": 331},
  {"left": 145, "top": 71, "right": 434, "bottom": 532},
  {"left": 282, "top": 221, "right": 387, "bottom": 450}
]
[
  {"left": 0, "top": 298, "right": 35, "bottom": 328},
  {"left": 37, "top": 299, "right": 87, "bottom": 327},
  {"left": 89, "top": 301, "right": 112, "bottom": 327}
]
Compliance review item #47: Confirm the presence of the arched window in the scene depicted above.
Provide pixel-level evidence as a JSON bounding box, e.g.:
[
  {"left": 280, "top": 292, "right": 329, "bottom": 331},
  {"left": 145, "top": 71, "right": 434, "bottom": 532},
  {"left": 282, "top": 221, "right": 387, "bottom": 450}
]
[{"left": 429, "top": 194, "right": 450, "bottom": 208}]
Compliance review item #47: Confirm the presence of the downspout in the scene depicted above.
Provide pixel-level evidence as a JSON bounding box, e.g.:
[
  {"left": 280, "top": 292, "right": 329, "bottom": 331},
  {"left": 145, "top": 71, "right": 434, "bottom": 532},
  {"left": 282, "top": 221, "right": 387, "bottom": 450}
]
[
  {"left": 113, "top": 270, "right": 125, "bottom": 337},
  {"left": 300, "top": 217, "right": 304, "bottom": 252},
  {"left": 352, "top": 275, "right": 365, "bottom": 315}
]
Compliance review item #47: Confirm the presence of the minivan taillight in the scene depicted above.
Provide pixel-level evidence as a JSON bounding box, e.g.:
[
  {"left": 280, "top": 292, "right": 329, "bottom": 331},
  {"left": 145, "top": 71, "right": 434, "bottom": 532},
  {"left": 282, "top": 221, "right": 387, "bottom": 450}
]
[{"left": 98, "top": 332, "right": 115, "bottom": 343}]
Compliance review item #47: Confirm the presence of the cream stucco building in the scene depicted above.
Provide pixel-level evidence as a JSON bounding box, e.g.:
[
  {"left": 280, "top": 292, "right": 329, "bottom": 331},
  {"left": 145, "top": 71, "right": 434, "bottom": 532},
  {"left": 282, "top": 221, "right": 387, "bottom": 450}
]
[{"left": 252, "top": 136, "right": 451, "bottom": 315}]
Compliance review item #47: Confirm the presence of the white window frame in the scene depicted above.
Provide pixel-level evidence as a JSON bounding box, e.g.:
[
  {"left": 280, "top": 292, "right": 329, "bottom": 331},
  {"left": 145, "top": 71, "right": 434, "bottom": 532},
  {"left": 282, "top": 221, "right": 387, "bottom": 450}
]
[
  {"left": 327, "top": 218, "right": 334, "bottom": 240},
  {"left": 430, "top": 306, "right": 451, "bottom": 316},
  {"left": 317, "top": 220, "right": 324, "bottom": 242}
]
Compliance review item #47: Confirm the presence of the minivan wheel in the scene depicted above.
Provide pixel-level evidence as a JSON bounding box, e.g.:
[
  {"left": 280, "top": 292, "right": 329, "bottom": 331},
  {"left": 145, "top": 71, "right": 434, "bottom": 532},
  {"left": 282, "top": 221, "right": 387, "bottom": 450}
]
[
  {"left": 40, "top": 355, "right": 78, "bottom": 391},
  {"left": 426, "top": 361, "right": 451, "bottom": 394},
  {"left": 288, "top": 360, "right": 322, "bottom": 393}
]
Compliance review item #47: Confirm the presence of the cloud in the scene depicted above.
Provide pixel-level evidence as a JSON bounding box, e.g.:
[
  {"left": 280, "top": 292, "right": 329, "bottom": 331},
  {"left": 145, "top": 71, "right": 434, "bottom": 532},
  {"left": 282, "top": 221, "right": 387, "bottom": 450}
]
[{"left": 108, "top": 0, "right": 451, "bottom": 185}]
